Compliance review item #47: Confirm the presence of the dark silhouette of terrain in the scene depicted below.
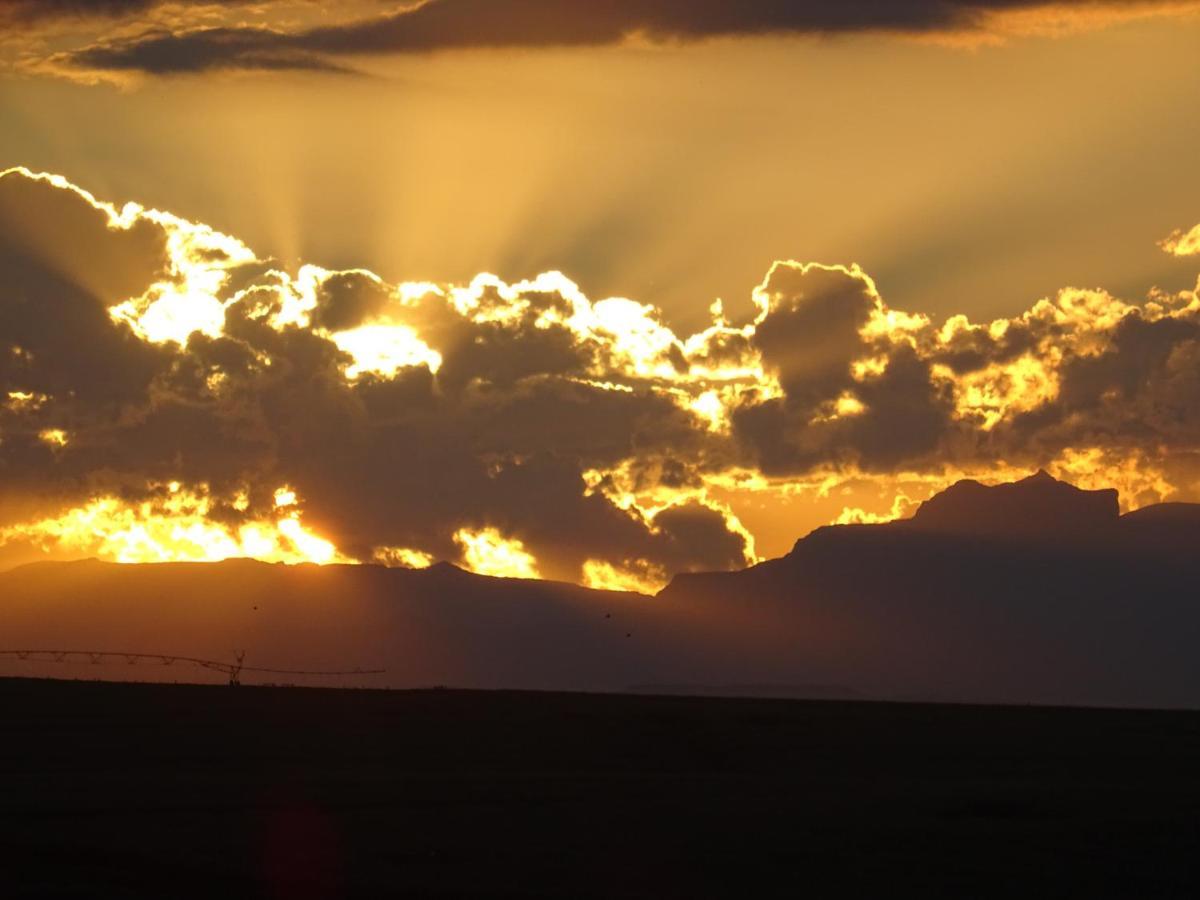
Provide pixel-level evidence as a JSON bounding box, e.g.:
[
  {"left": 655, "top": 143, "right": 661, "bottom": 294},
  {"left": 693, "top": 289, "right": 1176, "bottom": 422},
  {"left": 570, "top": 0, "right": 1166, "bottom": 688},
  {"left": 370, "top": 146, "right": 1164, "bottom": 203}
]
[
  {"left": 5, "top": 476, "right": 1200, "bottom": 896},
  {"left": 907, "top": 468, "right": 1119, "bottom": 536},
  {"left": 663, "top": 471, "right": 1200, "bottom": 708},
  {"left": 2, "top": 471, "right": 1199, "bottom": 707},
  {"left": 626, "top": 682, "right": 860, "bottom": 699},
  {"left": 3, "top": 678, "right": 1200, "bottom": 898}
]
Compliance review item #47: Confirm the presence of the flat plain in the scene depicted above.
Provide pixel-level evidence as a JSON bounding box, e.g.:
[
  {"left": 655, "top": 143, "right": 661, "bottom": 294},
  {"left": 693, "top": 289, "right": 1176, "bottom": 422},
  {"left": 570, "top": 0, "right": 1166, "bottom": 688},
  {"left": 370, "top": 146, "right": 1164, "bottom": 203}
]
[{"left": 2, "top": 677, "right": 1199, "bottom": 898}]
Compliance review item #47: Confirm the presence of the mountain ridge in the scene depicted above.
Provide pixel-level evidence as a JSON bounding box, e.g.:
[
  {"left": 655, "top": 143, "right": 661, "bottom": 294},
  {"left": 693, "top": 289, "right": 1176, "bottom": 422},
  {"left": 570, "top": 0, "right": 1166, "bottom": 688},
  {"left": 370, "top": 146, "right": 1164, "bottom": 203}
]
[{"left": 4, "top": 471, "right": 1200, "bottom": 707}]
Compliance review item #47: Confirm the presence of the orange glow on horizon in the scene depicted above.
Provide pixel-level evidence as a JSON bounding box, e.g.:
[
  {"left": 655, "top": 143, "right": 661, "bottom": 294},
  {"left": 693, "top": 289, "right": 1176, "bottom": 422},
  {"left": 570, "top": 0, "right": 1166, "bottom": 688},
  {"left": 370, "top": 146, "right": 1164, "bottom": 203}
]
[
  {"left": 0, "top": 485, "right": 351, "bottom": 567},
  {"left": 581, "top": 559, "right": 664, "bottom": 595},
  {"left": 372, "top": 546, "right": 435, "bottom": 569},
  {"left": 453, "top": 527, "right": 540, "bottom": 579}
]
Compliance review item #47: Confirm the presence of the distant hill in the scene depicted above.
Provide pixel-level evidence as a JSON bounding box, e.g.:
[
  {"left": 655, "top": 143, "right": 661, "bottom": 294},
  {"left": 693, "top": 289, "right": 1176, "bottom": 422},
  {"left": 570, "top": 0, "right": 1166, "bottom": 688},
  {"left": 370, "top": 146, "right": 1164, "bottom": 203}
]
[
  {"left": 0, "top": 558, "right": 667, "bottom": 693},
  {"left": 904, "top": 469, "right": 1119, "bottom": 538},
  {"left": 3, "top": 471, "right": 1200, "bottom": 707},
  {"left": 662, "top": 472, "right": 1200, "bottom": 707}
]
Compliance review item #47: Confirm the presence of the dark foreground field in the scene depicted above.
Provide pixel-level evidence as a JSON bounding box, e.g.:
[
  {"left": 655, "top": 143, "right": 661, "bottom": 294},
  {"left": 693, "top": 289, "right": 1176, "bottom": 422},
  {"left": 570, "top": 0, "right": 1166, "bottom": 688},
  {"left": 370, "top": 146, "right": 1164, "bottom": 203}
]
[{"left": 3, "top": 678, "right": 1200, "bottom": 898}]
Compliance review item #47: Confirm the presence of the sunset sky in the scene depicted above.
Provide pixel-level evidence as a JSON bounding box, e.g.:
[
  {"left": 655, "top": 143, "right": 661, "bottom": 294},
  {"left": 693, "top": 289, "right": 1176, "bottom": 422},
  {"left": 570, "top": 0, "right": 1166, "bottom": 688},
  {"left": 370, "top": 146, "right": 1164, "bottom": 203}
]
[{"left": 1, "top": 0, "right": 1199, "bottom": 588}]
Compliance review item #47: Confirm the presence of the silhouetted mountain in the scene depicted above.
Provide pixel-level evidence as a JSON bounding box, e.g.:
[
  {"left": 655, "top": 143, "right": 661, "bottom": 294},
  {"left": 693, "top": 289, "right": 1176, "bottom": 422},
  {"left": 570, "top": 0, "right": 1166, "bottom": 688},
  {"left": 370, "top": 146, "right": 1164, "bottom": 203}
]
[
  {"left": 905, "top": 470, "right": 1119, "bottom": 539},
  {"left": 0, "top": 558, "right": 667, "bottom": 693},
  {"left": 662, "top": 473, "right": 1200, "bottom": 707},
  {"left": 626, "top": 683, "right": 861, "bottom": 700},
  {"left": 3, "top": 472, "right": 1200, "bottom": 707}
]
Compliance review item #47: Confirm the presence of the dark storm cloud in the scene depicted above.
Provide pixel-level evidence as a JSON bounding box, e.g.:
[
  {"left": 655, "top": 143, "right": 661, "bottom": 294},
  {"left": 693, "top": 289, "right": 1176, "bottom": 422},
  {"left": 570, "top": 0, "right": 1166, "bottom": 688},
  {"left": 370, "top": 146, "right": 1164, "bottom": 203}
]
[{"left": 45, "top": 0, "right": 1200, "bottom": 76}]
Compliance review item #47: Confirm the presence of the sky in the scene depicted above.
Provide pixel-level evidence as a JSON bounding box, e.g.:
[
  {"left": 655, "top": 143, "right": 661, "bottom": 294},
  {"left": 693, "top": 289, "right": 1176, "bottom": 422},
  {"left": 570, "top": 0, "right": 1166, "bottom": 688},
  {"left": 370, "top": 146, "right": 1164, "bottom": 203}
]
[{"left": 1, "top": 0, "right": 1199, "bottom": 587}]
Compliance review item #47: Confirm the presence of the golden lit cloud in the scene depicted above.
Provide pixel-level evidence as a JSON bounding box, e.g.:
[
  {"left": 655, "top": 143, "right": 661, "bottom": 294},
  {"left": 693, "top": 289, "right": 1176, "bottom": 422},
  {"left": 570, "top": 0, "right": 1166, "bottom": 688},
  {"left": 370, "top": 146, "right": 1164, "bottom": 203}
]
[
  {"left": 582, "top": 464, "right": 761, "bottom": 575},
  {"left": 372, "top": 546, "right": 435, "bottom": 569},
  {"left": 688, "top": 390, "right": 728, "bottom": 432},
  {"left": 2, "top": 166, "right": 1199, "bottom": 587},
  {"left": 276, "top": 515, "right": 342, "bottom": 565},
  {"left": 934, "top": 355, "right": 1059, "bottom": 431},
  {"left": 0, "top": 484, "right": 350, "bottom": 566},
  {"left": 1161, "top": 223, "right": 1200, "bottom": 258},
  {"left": 38, "top": 428, "right": 69, "bottom": 448},
  {"left": 834, "top": 491, "right": 924, "bottom": 526},
  {"left": 6, "top": 391, "right": 48, "bottom": 412},
  {"left": 0, "top": 168, "right": 253, "bottom": 347},
  {"left": 454, "top": 527, "right": 541, "bottom": 580},
  {"left": 973, "top": 1, "right": 1200, "bottom": 44},
  {"left": 330, "top": 324, "right": 443, "bottom": 379},
  {"left": 581, "top": 559, "right": 664, "bottom": 595},
  {"left": 1046, "top": 448, "right": 1175, "bottom": 510},
  {"left": 809, "top": 391, "right": 868, "bottom": 425}
]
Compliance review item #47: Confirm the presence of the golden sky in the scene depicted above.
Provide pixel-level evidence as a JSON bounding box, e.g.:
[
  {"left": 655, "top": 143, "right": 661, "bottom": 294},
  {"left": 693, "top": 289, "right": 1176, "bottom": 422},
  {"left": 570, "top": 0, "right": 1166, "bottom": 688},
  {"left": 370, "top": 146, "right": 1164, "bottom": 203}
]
[{"left": 1, "top": 1, "right": 1199, "bottom": 586}]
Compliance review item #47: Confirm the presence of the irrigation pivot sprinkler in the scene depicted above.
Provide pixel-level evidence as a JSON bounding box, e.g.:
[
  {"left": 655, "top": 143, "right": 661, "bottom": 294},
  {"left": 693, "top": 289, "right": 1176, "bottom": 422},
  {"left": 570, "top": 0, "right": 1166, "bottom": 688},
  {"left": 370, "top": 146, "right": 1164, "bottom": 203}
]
[{"left": 0, "top": 650, "right": 385, "bottom": 686}]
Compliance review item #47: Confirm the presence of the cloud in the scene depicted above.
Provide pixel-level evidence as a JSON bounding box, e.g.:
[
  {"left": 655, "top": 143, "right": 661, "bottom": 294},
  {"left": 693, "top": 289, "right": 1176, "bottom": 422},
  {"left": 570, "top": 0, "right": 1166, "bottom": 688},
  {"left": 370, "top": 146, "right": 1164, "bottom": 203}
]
[
  {"left": 0, "top": 0, "right": 303, "bottom": 25},
  {"left": 0, "top": 167, "right": 171, "bottom": 305},
  {"left": 1161, "top": 223, "right": 1200, "bottom": 257},
  {"left": 0, "top": 1, "right": 160, "bottom": 24},
  {"left": 1, "top": 167, "right": 1198, "bottom": 584},
  {"left": 65, "top": 27, "right": 356, "bottom": 77},
  {"left": 0, "top": 168, "right": 761, "bottom": 585},
  {"left": 22, "top": 0, "right": 1200, "bottom": 80}
]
